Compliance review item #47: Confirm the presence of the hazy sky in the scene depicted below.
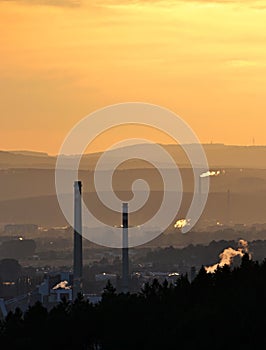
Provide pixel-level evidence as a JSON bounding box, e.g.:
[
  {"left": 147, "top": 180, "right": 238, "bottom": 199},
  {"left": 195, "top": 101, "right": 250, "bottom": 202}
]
[{"left": 1, "top": 0, "right": 266, "bottom": 154}]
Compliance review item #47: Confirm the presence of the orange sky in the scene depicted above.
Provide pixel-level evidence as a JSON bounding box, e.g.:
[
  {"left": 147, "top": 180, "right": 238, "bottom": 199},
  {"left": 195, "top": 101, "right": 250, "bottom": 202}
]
[{"left": 1, "top": 0, "right": 266, "bottom": 154}]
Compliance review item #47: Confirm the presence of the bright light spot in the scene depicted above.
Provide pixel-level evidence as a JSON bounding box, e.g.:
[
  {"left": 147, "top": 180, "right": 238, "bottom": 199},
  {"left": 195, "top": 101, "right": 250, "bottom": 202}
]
[
  {"left": 52, "top": 281, "right": 71, "bottom": 290},
  {"left": 168, "top": 272, "right": 179, "bottom": 277},
  {"left": 174, "top": 219, "right": 190, "bottom": 229},
  {"left": 2, "top": 281, "right": 15, "bottom": 286},
  {"left": 200, "top": 170, "right": 221, "bottom": 178}
]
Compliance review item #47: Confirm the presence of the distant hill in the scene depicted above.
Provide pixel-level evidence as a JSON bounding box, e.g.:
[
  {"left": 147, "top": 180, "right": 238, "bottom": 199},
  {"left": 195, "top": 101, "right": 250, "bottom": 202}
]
[
  {"left": 1, "top": 144, "right": 266, "bottom": 229},
  {"left": 1, "top": 144, "right": 266, "bottom": 169},
  {"left": 10, "top": 151, "right": 49, "bottom": 157},
  {"left": 0, "top": 151, "right": 56, "bottom": 169},
  {"left": 0, "top": 191, "right": 266, "bottom": 228}
]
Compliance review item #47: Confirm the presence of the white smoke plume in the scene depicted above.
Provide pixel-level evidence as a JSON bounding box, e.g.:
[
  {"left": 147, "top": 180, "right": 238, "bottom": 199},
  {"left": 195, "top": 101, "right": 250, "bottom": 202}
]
[
  {"left": 174, "top": 218, "right": 190, "bottom": 229},
  {"left": 52, "top": 281, "right": 71, "bottom": 290},
  {"left": 205, "top": 239, "right": 250, "bottom": 273},
  {"left": 200, "top": 170, "right": 221, "bottom": 178}
]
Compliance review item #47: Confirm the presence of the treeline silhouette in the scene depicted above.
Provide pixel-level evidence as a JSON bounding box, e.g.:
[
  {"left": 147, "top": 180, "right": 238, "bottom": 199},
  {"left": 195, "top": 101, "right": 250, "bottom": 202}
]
[
  {"left": 1, "top": 254, "right": 266, "bottom": 350},
  {"left": 143, "top": 239, "right": 266, "bottom": 268}
]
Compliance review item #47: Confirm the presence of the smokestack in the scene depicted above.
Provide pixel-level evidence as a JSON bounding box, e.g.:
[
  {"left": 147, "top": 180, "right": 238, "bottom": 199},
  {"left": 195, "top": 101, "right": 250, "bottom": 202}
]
[
  {"left": 73, "top": 180, "right": 83, "bottom": 300},
  {"left": 122, "top": 203, "right": 129, "bottom": 293}
]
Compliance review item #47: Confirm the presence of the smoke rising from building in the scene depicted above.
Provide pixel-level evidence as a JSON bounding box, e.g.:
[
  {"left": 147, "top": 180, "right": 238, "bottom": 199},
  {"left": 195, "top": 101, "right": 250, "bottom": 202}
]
[
  {"left": 205, "top": 239, "right": 250, "bottom": 273},
  {"left": 52, "top": 281, "right": 71, "bottom": 290},
  {"left": 174, "top": 219, "right": 190, "bottom": 229},
  {"left": 200, "top": 170, "right": 221, "bottom": 178}
]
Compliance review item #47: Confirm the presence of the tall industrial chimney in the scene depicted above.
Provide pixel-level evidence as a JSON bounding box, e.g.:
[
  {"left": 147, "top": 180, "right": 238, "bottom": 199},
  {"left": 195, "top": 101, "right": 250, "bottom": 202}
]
[
  {"left": 73, "top": 180, "right": 83, "bottom": 300},
  {"left": 122, "top": 203, "right": 129, "bottom": 293}
]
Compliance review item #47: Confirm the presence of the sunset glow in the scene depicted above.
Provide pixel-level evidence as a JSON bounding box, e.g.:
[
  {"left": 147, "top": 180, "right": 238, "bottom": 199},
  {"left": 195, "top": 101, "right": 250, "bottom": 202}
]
[{"left": 1, "top": 0, "right": 266, "bottom": 153}]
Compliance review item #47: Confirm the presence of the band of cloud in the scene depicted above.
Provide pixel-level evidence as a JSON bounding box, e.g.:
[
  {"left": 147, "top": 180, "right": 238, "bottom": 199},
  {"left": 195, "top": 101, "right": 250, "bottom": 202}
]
[{"left": 0, "top": 0, "right": 81, "bottom": 7}]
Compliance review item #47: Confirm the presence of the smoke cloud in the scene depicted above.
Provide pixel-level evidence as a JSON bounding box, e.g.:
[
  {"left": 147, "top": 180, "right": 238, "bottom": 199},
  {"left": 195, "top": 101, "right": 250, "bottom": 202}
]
[
  {"left": 52, "top": 280, "right": 71, "bottom": 290},
  {"left": 200, "top": 170, "right": 221, "bottom": 178},
  {"left": 205, "top": 239, "right": 250, "bottom": 273},
  {"left": 174, "top": 218, "right": 190, "bottom": 229}
]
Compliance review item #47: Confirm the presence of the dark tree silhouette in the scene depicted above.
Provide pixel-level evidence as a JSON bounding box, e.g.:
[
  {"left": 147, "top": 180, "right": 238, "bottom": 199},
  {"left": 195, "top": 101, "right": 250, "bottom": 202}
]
[{"left": 1, "top": 255, "right": 266, "bottom": 350}]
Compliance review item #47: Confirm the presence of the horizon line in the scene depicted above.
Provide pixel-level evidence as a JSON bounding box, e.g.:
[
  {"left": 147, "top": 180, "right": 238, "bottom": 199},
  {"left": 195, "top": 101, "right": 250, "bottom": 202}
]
[{"left": 2, "top": 142, "right": 266, "bottom": 157}]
